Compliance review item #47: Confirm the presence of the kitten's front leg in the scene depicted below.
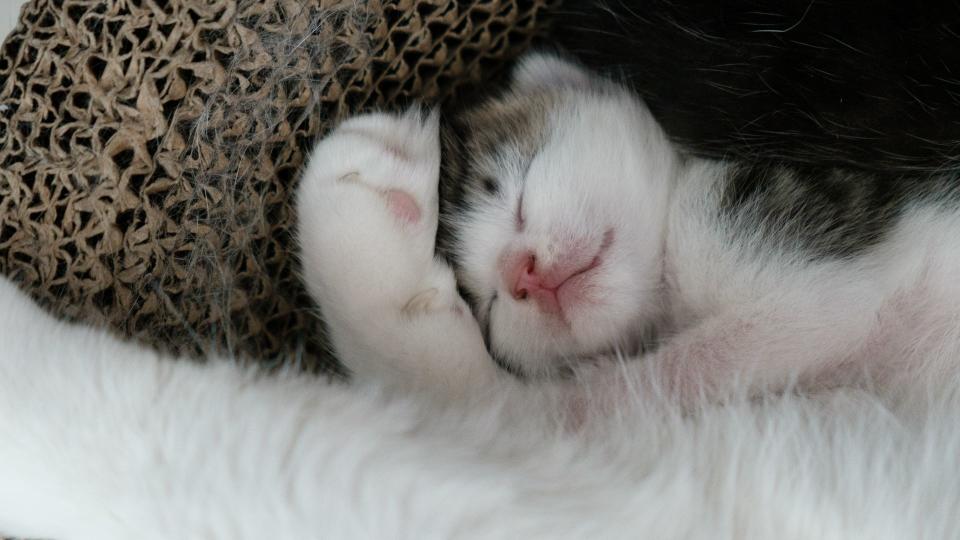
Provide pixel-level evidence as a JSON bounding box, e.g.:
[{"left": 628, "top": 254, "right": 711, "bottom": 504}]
[
  {"left": 297, "top": 108, "right": 501, "bottom": 398},
  {"left": 653, "top": 292, "right": 895, "bottom": 405},
  {"left": 575, "top": 294, "right": 881, "bottom": 414}
]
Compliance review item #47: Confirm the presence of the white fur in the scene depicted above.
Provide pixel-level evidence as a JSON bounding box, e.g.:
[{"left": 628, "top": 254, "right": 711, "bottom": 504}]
[
  {"left": 295, "top": 107, "right": 498, "bottom": 398},
  {"left": 0, "top": 277, "right": 958, "bottom": 539},
  {"left": 1, "top": 53, "right": 960, "bottom": 538},
  {"left": 456, "top": 77, "right": 677, "bottom": 371}
]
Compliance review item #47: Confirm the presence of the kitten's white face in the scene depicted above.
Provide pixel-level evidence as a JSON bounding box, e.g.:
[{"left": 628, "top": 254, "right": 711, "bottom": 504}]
[{"left": 442, "top": 55, "right": 678, "bottom": 375}]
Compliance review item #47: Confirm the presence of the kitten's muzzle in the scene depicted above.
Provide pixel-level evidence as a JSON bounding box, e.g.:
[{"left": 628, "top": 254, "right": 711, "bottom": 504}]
[{"left": 500, "top": 229, "right": 615, "bottom": 319}]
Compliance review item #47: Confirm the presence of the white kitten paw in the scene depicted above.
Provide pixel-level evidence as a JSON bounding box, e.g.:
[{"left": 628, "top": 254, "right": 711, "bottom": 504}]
[
  {"left": 295, "top": 107, "right": 498, "bottom": 392},
  {"left": 296, "top": 106, "right": 458, "bottom": 316}
]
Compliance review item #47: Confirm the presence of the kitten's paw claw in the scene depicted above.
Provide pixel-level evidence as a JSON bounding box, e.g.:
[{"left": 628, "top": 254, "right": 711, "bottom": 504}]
[
  {"left": 336, "top": 171, "right": 360, "bottom": 183},
  {"left": 402, "top": 288, "right": 440, "bottom": 316}
]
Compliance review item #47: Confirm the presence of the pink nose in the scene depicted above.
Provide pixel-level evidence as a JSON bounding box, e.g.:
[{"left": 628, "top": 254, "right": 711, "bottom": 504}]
[{"left": 504, "top": 252, "right": 563, "bottom": 315}]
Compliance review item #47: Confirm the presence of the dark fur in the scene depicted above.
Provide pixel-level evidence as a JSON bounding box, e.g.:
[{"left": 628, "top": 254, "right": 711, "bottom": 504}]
[
  {"left": 437, "top": 60, "right": 960, "bottom": 319},
  {"left": 437, "top": 90, "right": 553, "bottom": 265},
  {"left": 720, "top": 164, "right": 911, "bottom": 259},
  {"left": 551, "top": 0, "right": 960, "bottom": 173},
  {"left": 431, "top": 4, "right": 960, "bottom": 373}
]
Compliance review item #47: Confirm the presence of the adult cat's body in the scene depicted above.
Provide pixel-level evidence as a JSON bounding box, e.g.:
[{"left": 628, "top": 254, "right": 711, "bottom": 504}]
[
  {"left": 551, "top": 0, "right": 960, "bottom": 172},
  {"left": 2, "top": 33, "right": 960, "bottom": 540},
  {"left": 2, "top": 276, "right": 959, "bottom": 539}
]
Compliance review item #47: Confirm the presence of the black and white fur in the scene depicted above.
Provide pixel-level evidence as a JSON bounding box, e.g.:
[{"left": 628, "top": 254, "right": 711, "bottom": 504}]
[
  {"left": 552, "top": 0, "right": 960, "bottom": 172},
  {"left": 422, "top": 54, "right": 960, "bottom": 405}
]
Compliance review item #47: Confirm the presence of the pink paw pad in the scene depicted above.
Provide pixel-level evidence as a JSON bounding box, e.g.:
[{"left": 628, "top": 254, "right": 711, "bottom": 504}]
[{"left": 383, "top": 189, "right": 421, "bottom": 224}]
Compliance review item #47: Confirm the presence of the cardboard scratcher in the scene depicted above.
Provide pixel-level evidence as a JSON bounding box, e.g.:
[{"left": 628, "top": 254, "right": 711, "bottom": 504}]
[{"left": 0, "top": 0, "right": 554, "bottom": 373}]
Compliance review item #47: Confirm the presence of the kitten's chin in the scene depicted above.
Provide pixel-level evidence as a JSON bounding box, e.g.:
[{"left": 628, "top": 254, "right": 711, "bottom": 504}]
[
  {"left": 493, "top": 334, "right": 643, "bottom": 379},
  {"left": 489, "top": 303, "right": 646, "bottom": 377}
]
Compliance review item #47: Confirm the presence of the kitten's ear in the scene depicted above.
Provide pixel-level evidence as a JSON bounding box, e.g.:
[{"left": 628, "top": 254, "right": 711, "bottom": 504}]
[{"left": 511, "top": 52, "right": 592, "bottom": 92}]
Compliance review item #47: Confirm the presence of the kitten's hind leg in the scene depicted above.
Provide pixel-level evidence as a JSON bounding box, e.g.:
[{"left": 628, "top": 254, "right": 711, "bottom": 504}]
[{"left": 297, "top": 107, "right": 500, "bottom": 398}]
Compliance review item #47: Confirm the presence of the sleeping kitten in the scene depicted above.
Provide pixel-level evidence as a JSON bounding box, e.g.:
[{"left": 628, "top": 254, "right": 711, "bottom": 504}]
[
  {"left": 2, "top": 51, "right": 960, "bottom": 538},
  {"left": 302, "top": 52, "right": 960, "bottom": 406}
]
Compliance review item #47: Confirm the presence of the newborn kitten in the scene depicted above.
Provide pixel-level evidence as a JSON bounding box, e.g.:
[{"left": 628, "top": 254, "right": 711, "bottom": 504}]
[
  {"left": 301, "top": 53, "right": 960, "bottom": 405},
  {"left": 2, "top": 51, "right": 960, "bottom": 539}
]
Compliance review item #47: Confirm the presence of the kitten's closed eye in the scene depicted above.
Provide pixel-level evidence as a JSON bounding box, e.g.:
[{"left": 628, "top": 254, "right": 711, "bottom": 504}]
[
  {"left": 443, "top": 61, "right": 675, "bottom": 375},
  {"left": 481, "top": 176, "right": 499, "bottom": 195},
  {"left": 515, "top": 190, "right": 525, "bottom": 231}
]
